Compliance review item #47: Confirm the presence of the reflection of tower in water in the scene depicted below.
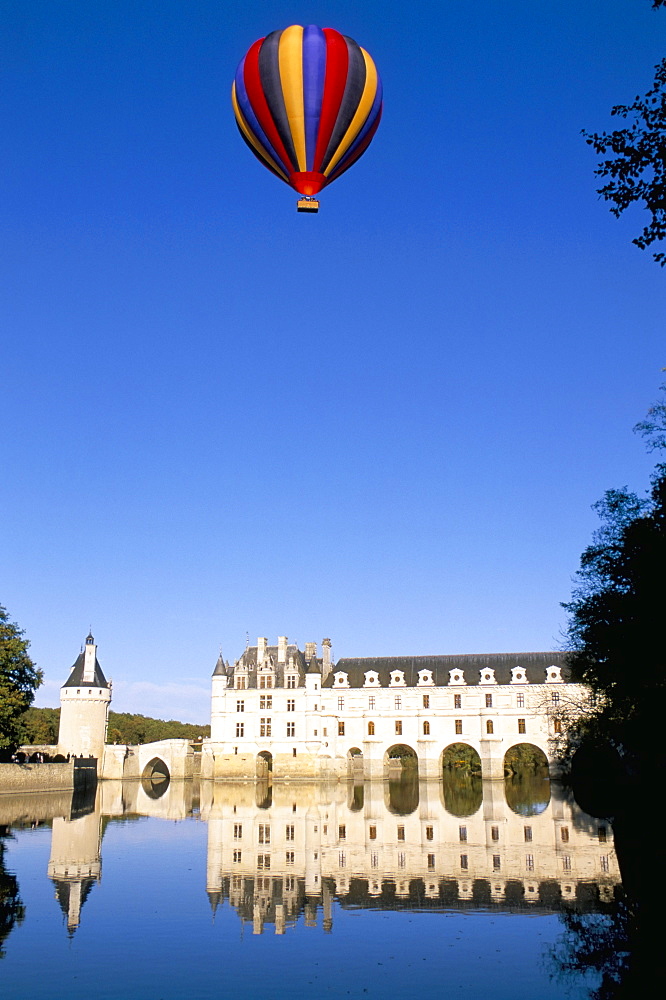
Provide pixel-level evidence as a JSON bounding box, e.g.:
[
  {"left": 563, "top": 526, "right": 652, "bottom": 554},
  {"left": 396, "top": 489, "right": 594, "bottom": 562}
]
[{"left": 47, "top": 797, "right": 102, "bottom": 935}]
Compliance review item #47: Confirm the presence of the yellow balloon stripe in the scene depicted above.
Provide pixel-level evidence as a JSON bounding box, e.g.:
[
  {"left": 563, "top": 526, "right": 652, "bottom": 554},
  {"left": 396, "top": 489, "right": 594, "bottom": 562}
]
[
  {"left": 278, "top": 25, "right": 307, "bottom": 173},
  {"left": 324, "top": 49, "right": 378, "bottom": 177},
  {"left": 231, "top": 82, "right": 289, "bottom": 182}
]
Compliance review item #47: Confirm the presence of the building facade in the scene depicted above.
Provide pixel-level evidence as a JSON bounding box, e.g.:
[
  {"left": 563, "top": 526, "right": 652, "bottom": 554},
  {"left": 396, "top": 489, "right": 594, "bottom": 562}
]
[
  {"left": 202, "top": 636, "right": 585, "bottom": 781},
  {"left": 57, "top": 633, "right": 111, "bottom": 759}
]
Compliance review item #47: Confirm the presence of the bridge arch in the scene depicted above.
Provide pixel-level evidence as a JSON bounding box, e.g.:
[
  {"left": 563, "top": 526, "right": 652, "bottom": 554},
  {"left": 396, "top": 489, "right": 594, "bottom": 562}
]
[
  {"left": 504, "top": 743, "right": 551, "bottom": 816},
  {"left": 441, "top": 742, "right": 482, "bottom": 774},
  {"left": 141, "top": 757, "right": 170, "bottom": 799},
  {"left": 256, "top": 751, "right": 273, "bottom": 778}
]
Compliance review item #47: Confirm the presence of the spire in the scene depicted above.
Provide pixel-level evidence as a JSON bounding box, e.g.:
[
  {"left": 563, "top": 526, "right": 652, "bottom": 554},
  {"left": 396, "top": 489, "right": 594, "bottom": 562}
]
[{"left": 213, "top": 651, "right": 226, "bottom": 676}]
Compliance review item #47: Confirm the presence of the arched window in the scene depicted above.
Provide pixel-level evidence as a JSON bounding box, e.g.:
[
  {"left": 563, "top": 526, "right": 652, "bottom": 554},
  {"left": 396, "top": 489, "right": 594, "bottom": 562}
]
[
  {"left": 423, "top": 721, "right": 430, "bottom": 735},
  {"left": 486, "top": 719, "right": 494, "bottom": 735},
  {"left": 368, "top": 721, "right": 375, "bottom": 736}
]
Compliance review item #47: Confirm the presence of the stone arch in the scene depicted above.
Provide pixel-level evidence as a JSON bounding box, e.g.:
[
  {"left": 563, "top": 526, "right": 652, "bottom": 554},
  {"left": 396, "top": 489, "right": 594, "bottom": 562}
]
[
  {"left": 504, "top": 743, "right": 551, "bottom": 816},
  {"left": 141, "top": 757, "right": 170, "bottom": 799},
  {"left": 256, "top": 751, "right": 273, "bottom": 778},
  {"left": 441, "top": 742, "right": 482, "bottom": 774},
  {"left": 347, "top": 746, "right": 364, "bottom": 777}
]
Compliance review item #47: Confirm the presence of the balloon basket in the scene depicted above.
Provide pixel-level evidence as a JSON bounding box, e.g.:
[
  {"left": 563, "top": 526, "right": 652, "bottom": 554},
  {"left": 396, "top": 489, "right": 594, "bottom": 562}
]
[{"left": 297, "top": 197, "right": 319, "bottom": 213}]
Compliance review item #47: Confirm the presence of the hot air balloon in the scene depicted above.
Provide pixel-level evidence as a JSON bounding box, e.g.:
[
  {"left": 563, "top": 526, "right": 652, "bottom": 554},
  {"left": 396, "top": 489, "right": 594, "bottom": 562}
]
[{"left": 232, "top": 24, "right": 383, "bottom": 212}]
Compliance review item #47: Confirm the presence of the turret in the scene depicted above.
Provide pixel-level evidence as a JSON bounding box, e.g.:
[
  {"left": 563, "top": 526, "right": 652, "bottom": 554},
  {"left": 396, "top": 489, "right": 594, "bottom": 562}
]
[{"left": 57, "top": 633, "right": 111, "bottom": 759}]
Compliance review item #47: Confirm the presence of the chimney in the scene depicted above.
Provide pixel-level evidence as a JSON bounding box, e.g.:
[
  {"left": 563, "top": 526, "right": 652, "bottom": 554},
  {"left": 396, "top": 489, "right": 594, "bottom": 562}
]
[
  {"left": 257, "top": 637, "right": 267, "bottom": 663},
  {"left": 322, "top": 638, "right": 332, "bottom": 682},
  {"left": 277, "top": 636, "right": 288, "bottom": 664},
  {"left": 305, "top": 641, "right": 317, "bottom": 663}
]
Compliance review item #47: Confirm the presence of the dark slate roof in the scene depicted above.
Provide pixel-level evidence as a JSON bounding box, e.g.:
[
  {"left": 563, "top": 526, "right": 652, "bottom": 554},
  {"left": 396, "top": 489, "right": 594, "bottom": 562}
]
[
  {"left": 324, "top": 652, "right": 569, "bottom": 688},
  {"left": 212, "top": 653, "right": 226, "bottom": 676},
  {"left": 231, "top": 644, "right": 316, "bottom": 689},
  {"left": 62, "top": 652, "right": 109, "bottom": 689}
]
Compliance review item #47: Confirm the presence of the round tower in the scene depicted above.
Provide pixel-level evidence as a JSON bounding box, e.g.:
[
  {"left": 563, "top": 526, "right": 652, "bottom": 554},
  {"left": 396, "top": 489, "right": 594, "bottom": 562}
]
[{"left": 57, "top": 633, "right": 111, "bottom": 759}]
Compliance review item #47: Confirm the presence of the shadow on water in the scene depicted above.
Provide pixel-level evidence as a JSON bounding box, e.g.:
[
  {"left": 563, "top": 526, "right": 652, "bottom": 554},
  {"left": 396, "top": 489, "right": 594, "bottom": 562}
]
[{"left": 0, "top": 829, "right": 24, "bottom": 959}]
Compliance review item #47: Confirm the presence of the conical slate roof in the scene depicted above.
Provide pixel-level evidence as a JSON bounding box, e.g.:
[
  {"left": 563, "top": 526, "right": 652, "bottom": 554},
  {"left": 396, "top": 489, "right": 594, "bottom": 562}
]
[{"left": 62, "top": 651, "right": 109, "bottom": 689}]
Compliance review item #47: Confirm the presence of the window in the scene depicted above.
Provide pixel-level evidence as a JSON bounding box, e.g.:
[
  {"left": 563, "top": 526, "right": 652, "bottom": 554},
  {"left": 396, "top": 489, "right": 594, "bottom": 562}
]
[
  {"left": 491, "top": 826, "right": 499, "bottom": 842},
  {"left": 292, "top": 747, "right": 297, "bottom": 757},
  {"left": 526, "top": 854, "right": 534, "bottom": 872},
  {"left": 338, "top": 824, "right": 346, "bottom": 840},
  {"left": 561, "top": 827, "right": 569, "bottom": 843},
  {"left": 394, "top": 695, "right": 402, "bottom": 710},
  {"left": 459, "top": 826, "right": 467, "bottom": 842},
  {"left": 369, "top": 825, "right": 377, "bottom": 840},
  {"left": 339, "top": 852, "right": 346, "bottom": 867},
  {"left": 369, "top": 695, "right": 376, "bottom": 710},
  {"left": 258, "top": 825, "right": 270, "bottom": 844},
  {"left": 236, "top": 700, "right": 245, "bottom": 712},
  {"left": 234, "top": 823, "right": 242, "bottom": 840},
  {"left": 398, "top": 852, "right": 405, "bottom": 868},
  {"left": 524, "top": 826, "right": 532, "bottom": 842},
  {"left": 455, "top": 719, "right": 463, "bottom": 735},
  {"left": 426, "top": 825, "right": 434, "bottom": 841},
  {"left": 287, "top": 699, "right": 295, "bottom": 711},
  {"left": 598, "top": 826, "right": 607, "bottom": 843},
  {"left": 518, "top": 718, "right": 526, "bottom": 734},
  {"left": 286, "top": 851, "right": 295, "bottom": 864},
  {"left": 286, "top": 825, "right": 294, "bottom": 841},
  {"left": 517, "top": 693, "right": 525, "bottom": 708},
  {"left": 493, "top": 855, "right": 501, "bottom": 871},
  {"left": 486, "top": 720, "right": 494, "bottom": 734},
  {"left": 338, "top": 721, "right": 345, "bottom": 736},
  {"left": 397, "top": 825, "right": 405, "bottom": 841},
  {"left": 260, "top": 718, "right": 271, "bottom": 737},
  {"left": 337, "top": 696, "right": 344, "bottom": 711},
  {"left": 260, "top": 695, "right": 272, "bottom": 710},
  {"left": 423, "top": 694, "right": 430, "bottom": 708},
  {"left": 454, "top": 694, "right": 462, "bottom": 709},
  {"left": 233, "top": 850, "right": 242, "bottom": 863},
  {"left": 287, "top": 675, "right": 296, "bottom": 689},
  {"left": 395, "top": 720, "right": 403, "bottom": 735},
  {"left": 371, "top": 852, "right": 378, "bottom": 868},
  {"left": 323, "top": 728, "right": 327, "bottom": 737},
  {"left": 551, "top": 691, "right": 560, "bottom": 705},
  {"left": 314, "top": 730, "right": 318, "bottom": 736},
  {"left": 427, "top": 853, "right": 435, "bottom": 870},
  {"left": 460, "top": 854, "right": 468, "bottom": 870},
  {"left": 485, "top": 693, "right": 493, "bottom": 708},
  {"left": 562, "top": 856, "right": 571, "bottom": 872},
  {"left": 423, "top": 721, "right": 430, "bottom": 735},
  {"left": 286, "top": 722, "right": 295, "bottom": 737},
  {"left": 257, "top": 854, "right": 270, "bottom": 870},
  {"left": 553, "top": 718, "right": 562, "bottom": 733},
  {"left": 600, "top": 855, "right": 610, "bottom": 873},
  {"left": 235, "top": 722, "right": 244, "bottom": 737},
  {"left": 236, "top": 676, "right": 246, "bottom": 690}
]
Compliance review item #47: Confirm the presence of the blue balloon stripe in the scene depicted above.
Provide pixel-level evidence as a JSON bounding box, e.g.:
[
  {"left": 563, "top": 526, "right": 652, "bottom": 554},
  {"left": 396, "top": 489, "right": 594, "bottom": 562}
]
[{"left": 302, "top": 25, "right": 327, "bottom": 172}]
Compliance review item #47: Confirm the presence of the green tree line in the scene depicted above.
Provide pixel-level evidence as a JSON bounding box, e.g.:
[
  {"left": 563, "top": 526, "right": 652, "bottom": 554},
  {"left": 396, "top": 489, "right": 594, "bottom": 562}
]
[{"left": 22, "top": 706, "right": 210, "bottom": 746}]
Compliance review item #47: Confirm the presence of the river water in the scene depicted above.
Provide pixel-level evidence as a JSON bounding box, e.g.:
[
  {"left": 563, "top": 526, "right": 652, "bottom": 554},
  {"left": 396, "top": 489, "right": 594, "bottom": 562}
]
[{"left": 0, "top": 771, "right": 621, "bottom": 999}]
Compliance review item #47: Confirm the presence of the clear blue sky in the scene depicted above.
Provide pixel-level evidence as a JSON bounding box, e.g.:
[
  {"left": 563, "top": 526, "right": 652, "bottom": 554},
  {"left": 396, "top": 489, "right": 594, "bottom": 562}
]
[{"left": 2, "top": 1, "right": 664, "bottom": 722}]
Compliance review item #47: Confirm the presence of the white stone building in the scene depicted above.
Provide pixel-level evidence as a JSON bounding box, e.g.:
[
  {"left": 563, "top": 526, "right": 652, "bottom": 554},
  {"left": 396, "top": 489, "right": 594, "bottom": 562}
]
[
  {"left": 202, "top": 636, "right": 586, "bottom": 781},
  {"left": 57, "top": 633, "right": 111, "bottom": 759}
]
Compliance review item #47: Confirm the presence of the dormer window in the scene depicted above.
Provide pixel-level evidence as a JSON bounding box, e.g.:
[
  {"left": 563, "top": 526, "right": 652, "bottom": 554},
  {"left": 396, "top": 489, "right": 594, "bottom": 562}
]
[
  {"left": 333, "top": 671, "right": 349, "bottom": 688},
  {"left": 449, "top": 669, "right": 466, "bottom": 685},
  {"left": 546, "top": 665, "right": 563, "bottom": 683},
  {"left": 363, "top": 671, "right": 380, "bottom": 686},
  {"left": 389, "top": 670, "right": 406, "bottom": 687},
  {"left": 417, "top": 670, "right": 434, "bottom": 686},
  {"left": 511, "top": 667, "right": 528, "bottom": 684},
  {"left": 479, "top": 669, "right": 497, "bottom": 685}
]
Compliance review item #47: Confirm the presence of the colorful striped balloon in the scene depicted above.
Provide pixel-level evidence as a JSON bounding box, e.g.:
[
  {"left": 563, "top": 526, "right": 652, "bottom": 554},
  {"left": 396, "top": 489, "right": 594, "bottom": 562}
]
[{"left": 232, "top": 25, "right": 383, "bottom": 199}]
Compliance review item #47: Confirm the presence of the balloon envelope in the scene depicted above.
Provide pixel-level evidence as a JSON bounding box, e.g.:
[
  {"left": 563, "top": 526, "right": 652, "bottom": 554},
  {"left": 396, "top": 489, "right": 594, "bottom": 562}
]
[{"left": 232, "top": 25, "right": 383, "bottom": 197}]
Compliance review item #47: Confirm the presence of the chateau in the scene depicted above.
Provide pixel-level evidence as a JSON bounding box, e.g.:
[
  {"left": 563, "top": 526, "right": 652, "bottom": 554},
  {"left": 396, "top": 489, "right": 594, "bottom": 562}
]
[
  {"left": 202, "top": 636, "right": 583, "bottom": 782},
  {"left": 52, "top": 632, "right": 584, "bottom": 783}
]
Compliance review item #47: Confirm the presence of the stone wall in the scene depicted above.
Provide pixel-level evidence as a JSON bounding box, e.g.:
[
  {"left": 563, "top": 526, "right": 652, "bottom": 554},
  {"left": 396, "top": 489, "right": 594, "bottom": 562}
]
[{"left": 0, "top": 762, "right": 75, "bottom": 793}]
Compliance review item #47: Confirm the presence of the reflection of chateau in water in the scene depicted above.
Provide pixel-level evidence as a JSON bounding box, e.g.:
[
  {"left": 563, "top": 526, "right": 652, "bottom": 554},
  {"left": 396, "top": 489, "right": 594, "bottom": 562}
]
[
  {"left": 2, "top": 775, "right": 620, "bottom": 938},
  {"left": 202, "top": 775, "right": 620, "bottom": 935}
]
